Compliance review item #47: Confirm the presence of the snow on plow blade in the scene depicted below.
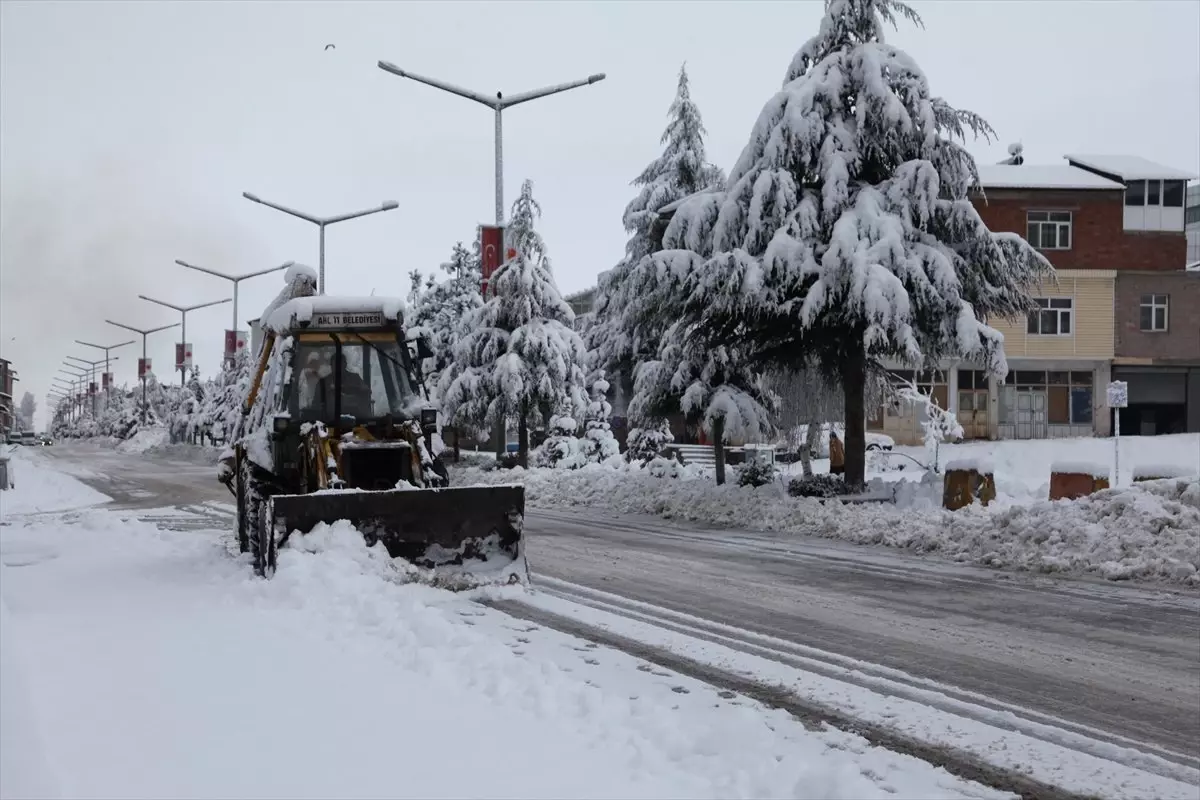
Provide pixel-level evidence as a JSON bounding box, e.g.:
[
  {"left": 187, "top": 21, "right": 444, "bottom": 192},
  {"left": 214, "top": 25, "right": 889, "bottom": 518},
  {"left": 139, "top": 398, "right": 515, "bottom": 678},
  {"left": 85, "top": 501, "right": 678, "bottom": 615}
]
[{"left": 271, "top": 485, "right": 527, "bottom": 586}]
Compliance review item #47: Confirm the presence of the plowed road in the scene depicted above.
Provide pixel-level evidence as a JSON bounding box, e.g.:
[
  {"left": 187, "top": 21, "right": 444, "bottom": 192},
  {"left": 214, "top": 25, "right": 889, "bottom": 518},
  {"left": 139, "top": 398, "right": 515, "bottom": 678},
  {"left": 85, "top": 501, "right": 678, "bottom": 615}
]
[{"left": 42, "top": 444, "right": 1200, "bottom": 768}]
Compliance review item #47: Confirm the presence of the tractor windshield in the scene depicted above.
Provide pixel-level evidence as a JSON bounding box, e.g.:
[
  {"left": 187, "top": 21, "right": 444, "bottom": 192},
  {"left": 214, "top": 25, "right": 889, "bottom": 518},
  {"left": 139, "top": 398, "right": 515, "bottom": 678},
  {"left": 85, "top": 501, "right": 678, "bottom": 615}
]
[{"left": 290, "top": 335, "right": 419, "bottom": 423}]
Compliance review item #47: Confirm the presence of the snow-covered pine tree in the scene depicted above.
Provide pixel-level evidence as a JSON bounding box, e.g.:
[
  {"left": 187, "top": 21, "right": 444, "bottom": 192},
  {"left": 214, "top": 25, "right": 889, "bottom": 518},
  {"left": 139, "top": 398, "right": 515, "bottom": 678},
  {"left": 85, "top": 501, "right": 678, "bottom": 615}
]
[
  {"left": 506, "top": 180, "right": 549, "bottom": 271},
  {"left": 581, "top": 371, "right": 621, "bottom": 465},
  {"left": 18, "top": 392, "right": 36, "bottom": 431},
  {"left": 663, "top": 0, "right": 1052, "bottom": 488},
  {"left": 407, "top": 242, "right": 484, "bottom": 400},
  {"left": 440, "top": 184, "right": 587, "bottom": 467},
  {"left": 631, "top": 318, "right": 778, "bottom": 485},
  {"left": 588, "top": 64, "right": 726, "bottom": 442}
]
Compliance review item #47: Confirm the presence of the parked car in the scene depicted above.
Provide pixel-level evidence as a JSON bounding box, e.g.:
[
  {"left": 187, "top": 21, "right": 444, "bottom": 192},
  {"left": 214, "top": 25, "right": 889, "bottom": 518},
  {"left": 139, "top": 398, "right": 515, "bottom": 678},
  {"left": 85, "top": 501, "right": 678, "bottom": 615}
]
[
  {"left": 21, "top": 431, "right": 39, "bottom": 446},
  {"left": 5, "top": 431, "right": 22, "bottom": 445},
  {"left": 793, "top": 424, "right": 894, "bottom": 458}
]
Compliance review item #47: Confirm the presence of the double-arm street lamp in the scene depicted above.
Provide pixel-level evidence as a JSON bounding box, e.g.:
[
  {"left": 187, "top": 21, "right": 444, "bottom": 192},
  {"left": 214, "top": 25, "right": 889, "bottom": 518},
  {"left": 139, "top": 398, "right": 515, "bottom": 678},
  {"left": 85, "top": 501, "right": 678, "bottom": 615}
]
[
  {"left": 136, "top": 296, "right": 231, "bottom": 386},
  {"left": 173, "top": 259, "right": 293, "bottom": 362},
  {"left": 376, "top": 62, "right": 606, "bottom": 228},
  {"left": 58, "top": 366, "right": 89, "bottom": 419},
  {"left": 65, "top": 355, "right": 118, "bottom": 416},
  {"left": 105, "top": 320, "right": 181, "bottom": 424},
  {"left": 75, "top": 339, "right": 135, "bottom": 406},
  {"left": 240, "top": 193, "right": 397, "bottom": 295}
]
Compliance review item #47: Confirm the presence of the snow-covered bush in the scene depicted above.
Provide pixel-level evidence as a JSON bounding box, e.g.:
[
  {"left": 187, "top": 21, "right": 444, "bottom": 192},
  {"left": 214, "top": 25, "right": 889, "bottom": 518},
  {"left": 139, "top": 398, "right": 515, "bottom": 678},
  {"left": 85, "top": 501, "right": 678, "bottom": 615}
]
[
  {"left": 788, "top": 474, "right": 846, "bottom": 499},
  {"left": 580, "top": 373, "right": 621, "bottom": 466},
  {"left": 645, "top": 454, "right": 688, "bottom": 479},
  {"left": 737, "top": 460, "right": 778, "bottom": 488},
  {"left": 626, "top": 423, "right": 674, "bottom": 464},
  {"left": 534, "top": 415, "right": 584, "bottom": 469}
]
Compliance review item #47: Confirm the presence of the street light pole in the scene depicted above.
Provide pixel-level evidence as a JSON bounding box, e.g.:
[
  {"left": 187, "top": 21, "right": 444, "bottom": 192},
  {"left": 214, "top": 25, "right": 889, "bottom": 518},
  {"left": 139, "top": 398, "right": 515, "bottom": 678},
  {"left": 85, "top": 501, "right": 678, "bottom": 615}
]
[
  {"left": 375, "top": 63, "right": 605, "bottom": 459},
  {"left": 375, "top": 63, "right": 606, "bottom": 228},
  {"left": 173, "top": 259, "right": 294, "bottom": 361},
  {"left": 105, "top": 320, "right": 181, "bottom": 424},
  {"left": 136, "top": 296, "right": 231, "bottom": 386},
  {"left": 76, "top": 339, "right": 135, "bottom": 408},
  {"left": 59, "top": 366, "right": 88, "bottom": 421},
  {"left": 240, "top": 194, "right": 398, "bottom": 295},
  {"left": 66, "top": 355, "right": 118, "bottom": 416}
]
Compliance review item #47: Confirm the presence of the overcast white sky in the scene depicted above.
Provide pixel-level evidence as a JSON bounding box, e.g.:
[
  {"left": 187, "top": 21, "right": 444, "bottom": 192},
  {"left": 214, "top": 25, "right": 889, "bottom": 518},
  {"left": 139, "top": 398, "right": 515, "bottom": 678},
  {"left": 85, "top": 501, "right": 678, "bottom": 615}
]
[{"left": 2, "top": 0, "right": 1198, "bottom": 429}]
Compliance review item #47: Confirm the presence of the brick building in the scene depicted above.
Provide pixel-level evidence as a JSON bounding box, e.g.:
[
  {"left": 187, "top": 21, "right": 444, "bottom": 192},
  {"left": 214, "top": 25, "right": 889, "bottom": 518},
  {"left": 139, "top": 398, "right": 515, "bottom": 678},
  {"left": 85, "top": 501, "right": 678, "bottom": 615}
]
[
  {"left": 0, "top": 358, "right": 16, "bottom": 434},
  {"left": 871, "top": 153, "right": 1198, "bottom": 443}
]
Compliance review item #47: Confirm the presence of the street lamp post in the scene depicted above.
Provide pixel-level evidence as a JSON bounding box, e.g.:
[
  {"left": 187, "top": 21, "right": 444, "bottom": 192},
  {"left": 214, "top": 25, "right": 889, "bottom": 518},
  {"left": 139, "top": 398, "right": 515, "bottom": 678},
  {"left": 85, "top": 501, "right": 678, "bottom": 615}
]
[
  {"left": 76, "top": 339, "right": 135, "bottom": 408},
  {"left": 173, "top": 259, "right": 294, "bottom": 362},
  {"left": 51, "top": 377, "right": 77, "bottom": 423},
  {"left": 376, "top": 63, "right": 605, "bottom": 461},
  {"left": 105, "top": 320, "right": 181, "bottom": 424},
  {"left": 136, "top": 296, "right": 231, "bottom": 386},
  {"left": 58, "top": 366, "right": 88, "bottom": 421},
  {"left": 66, "top": 355, "right": 118, "bottom": 416},
  {"left": 375, "top": 62, "right": 606, "bottom": 228},
  {"left": 240, "top": 194, "right": 398, "bottom": 295}
]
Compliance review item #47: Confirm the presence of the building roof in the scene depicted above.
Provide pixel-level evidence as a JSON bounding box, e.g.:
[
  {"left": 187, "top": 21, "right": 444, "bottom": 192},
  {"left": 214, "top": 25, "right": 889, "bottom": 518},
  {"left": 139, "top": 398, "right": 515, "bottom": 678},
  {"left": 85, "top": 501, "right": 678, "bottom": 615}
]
[
  {"left": 1064, "top": 155, "right": 1197, "bottom": 181},
  {"left": 974, "top": 164, "right": 1123, "bottom": 190}
]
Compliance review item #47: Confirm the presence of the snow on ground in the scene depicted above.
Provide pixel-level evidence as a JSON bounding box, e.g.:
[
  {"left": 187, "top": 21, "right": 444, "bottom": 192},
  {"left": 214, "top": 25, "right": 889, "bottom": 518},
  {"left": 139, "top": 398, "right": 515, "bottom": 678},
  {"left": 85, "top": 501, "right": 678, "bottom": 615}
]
[
  {"left": 455, "top": 439, "right": 1200, "bottom": 585},
  {"left": 0, "top": 446, "right": 111, "bottom": 516},
  {"left": 0, "top": 455, "right": 1006, "bottom": 800}
]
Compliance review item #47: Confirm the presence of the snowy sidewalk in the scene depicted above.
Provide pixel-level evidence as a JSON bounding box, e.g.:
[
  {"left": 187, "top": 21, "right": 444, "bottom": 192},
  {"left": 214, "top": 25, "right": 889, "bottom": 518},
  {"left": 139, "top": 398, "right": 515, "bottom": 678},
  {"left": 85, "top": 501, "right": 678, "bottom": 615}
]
[{"left": 0, "top": 448, "right": 1003, "bottom": 800}]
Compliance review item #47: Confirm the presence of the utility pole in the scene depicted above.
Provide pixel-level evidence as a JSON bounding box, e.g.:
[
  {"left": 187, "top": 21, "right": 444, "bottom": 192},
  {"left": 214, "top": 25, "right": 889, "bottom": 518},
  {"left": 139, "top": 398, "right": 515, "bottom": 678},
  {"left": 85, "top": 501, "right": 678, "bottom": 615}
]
[
  {"left": 76, "top": 339, "right": 135, "bottom": 408},
  {"left": 240, "top": 194, "right": 397, "bottom": 295},
  {"left": 105, "top": 320, "right": 180, "bottom": 424},
  {"left": 173, "top": 259, "right": 293, "bottom": 364},
  {"left": 58, "top": 366, "right": 88, "bottom": 422},
  {"left": 136, "top": 296, "right": 230, "bottom": 386},
  {"left": 376, "top": 62, "right": 605, "bottom": 459}
]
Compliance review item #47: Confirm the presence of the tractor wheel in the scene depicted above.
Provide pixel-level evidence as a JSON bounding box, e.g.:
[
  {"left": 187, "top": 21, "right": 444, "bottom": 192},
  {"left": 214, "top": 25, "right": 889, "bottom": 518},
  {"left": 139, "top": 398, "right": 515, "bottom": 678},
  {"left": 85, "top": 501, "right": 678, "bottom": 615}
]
[
  {"left": 235, "top": 456, "right": 253, "bottom": 554},
  {"left": 251, "top": 497, "right": 277, "bottom": 579},
  {"left": 238, "top": 459, "right": 275, "bottom": 577}
]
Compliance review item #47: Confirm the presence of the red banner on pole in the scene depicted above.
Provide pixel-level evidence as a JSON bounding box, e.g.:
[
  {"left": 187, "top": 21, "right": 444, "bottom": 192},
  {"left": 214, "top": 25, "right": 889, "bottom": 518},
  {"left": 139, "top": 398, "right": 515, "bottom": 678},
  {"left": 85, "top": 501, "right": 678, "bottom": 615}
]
[
  {"left": 138, "top": 358, "right": 151, "bottom": 378},
  {"left": 102, "top": 372, "right": 112, "bottom": 389},
  {"left": 88, "top": 382, "right": 97, "bottom": 395},
  {"left": 479, "top": 225, "right": 505, "bottom": 297},
  {"left": 175, "top": 343, "right": 193, "bottom": 371},
  {"left": 224, "top": 330, "right": 247, "bottom": 361}
]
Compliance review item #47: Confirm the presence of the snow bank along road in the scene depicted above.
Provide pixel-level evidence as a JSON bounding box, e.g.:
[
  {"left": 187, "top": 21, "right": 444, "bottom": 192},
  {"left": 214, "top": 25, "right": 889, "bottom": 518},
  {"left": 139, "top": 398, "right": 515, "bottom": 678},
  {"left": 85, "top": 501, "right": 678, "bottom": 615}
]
[{"left": 29, "top": 445, "right": 1200, "bottom": 794}]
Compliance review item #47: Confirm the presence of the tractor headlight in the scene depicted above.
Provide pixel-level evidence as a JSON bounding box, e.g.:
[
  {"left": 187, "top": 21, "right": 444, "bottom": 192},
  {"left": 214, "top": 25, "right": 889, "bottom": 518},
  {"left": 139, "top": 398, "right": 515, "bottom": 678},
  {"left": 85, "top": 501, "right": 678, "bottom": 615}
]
[{"left": 420, "top": 407, "right": 437, "bottom": 431}]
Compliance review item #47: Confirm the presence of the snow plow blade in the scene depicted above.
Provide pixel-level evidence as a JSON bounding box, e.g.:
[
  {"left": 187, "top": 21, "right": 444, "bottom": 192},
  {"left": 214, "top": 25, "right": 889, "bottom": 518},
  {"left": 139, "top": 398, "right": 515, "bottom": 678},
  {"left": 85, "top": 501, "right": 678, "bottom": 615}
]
[{"left": 270, "top": 485, "right": 527, "bottom": 585}]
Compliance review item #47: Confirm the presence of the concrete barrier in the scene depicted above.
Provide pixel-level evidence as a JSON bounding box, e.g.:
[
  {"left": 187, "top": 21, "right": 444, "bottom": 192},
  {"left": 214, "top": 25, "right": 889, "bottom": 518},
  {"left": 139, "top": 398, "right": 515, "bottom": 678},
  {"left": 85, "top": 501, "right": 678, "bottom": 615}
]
[
  {"left": 1049, "top": 462, "right": 1109, "bottom": 501},
  {"left": 942, "top": 458, "right": 996, "bottom": 510}
]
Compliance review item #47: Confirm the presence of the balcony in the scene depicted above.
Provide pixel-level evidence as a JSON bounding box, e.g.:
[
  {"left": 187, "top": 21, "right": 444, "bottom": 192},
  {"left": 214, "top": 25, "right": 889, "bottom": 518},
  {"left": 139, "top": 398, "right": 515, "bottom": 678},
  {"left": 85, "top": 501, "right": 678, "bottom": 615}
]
[{"left": 1066, "top": 155, "right": 1196, "bottom": 233}]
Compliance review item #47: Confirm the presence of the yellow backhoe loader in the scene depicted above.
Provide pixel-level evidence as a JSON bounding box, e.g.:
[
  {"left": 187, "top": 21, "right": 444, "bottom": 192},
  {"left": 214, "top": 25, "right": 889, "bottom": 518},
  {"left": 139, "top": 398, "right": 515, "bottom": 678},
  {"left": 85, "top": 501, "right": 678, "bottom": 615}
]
[{"left": 218, "top": 295, "right": 525, "bottom": 586}]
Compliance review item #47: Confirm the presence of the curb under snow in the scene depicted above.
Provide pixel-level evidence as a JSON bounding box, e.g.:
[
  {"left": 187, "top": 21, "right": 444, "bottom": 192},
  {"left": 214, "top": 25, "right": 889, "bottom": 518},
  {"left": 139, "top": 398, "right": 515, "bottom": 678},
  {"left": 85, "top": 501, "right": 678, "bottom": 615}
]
[{"left": 455, "top": 465, "right": 1200, "bottom": 587}]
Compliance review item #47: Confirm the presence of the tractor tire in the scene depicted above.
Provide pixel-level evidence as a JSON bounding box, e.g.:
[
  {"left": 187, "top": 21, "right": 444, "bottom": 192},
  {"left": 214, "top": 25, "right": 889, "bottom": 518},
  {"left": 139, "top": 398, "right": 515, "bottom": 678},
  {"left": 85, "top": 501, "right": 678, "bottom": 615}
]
[
  {"left": 238, "top": 458, "right": 276, "bottom": 577},
  {"left": 252, "top": 497, "right": 277, "bottom": 579}
]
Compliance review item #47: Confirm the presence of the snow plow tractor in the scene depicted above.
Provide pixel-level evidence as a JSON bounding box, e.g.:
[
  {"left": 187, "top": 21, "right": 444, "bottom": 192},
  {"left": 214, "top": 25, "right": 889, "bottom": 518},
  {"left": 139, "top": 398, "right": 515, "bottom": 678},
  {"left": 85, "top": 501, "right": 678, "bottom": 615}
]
[{"left": 218, "top": 294, "right": 526, "bottom": 586}]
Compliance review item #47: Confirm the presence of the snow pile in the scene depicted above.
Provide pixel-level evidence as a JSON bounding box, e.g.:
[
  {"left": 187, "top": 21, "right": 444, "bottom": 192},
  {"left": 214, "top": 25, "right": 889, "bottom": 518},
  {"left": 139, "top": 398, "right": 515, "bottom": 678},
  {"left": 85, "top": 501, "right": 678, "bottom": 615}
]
[
  {"left": 0, "top": 490, "right": 1003, "bottom": 799},
  {"left": 0, "top": 448, "right": 111, "bottom": 517},
  {"left": 457, "top": 465, "right": 1200, "bottom": 585},
  {"left": 114, "top": 426, "right": 169, "bottom": 454},
  {"left": 1132, "top": 463, "right": 1196, "bottom": 480}
]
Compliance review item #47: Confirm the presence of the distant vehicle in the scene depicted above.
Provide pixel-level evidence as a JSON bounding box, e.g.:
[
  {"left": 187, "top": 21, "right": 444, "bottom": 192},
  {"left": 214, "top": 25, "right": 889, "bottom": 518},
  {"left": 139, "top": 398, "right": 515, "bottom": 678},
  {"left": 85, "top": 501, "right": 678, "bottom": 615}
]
[
  {"left": 38, "top": 434, "right": 53, "bottom": 446},
  {"left": 799, "top": 424, "right": 894, "bottom": 458},
  {"left": 6, "top": 431, "right": 22, "bottom": 445},
  {"left": 21, "top": 431, "right": 38, "bottom": 446}
]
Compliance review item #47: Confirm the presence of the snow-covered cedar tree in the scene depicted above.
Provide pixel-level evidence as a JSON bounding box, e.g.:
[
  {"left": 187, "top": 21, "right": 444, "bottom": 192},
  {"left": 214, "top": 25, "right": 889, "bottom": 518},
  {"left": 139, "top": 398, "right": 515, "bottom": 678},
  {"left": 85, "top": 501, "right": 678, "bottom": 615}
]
[
  {"left": 534, "top": 414, "right": 583, "bottom": 469},
  {"left": 581, "top": 372, "right": 621, "bottom": 465},
  {"left": 406, "top": 242, "right": 484, "bottom": 403},
  {"left": 199, "top": 348, "right": 253, "bottom": 445},
  {"left": 18, "top": 392, "right": 36, "bottom": 430},
  {"left": 440, "top": 182, "right": 588, "bottom": 467},
  {"left": 506, "top": 179, "right": 550, "bottom": 271},
  {"left": 660, "top": 0, "right": 1052, "bottom": 488},
  {"left": 630, "top": 318, "right": 778, "bottom": 485},
  {"left": 587, "top": 64, "right": 726, "bottom": 432}
]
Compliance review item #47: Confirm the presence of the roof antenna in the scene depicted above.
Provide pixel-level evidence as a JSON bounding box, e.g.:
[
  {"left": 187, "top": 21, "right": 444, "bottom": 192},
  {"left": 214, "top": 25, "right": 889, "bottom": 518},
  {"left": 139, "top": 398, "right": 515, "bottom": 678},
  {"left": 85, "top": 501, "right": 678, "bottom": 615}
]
[{"left": 998, "top": 141, "right": 1024, "bottom": 166}]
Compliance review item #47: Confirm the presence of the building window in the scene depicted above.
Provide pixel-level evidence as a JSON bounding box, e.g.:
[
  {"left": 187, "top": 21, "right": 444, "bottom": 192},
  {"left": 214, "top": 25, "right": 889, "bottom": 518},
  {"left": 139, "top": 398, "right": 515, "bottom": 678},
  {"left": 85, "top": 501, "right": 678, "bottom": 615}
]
[
  {"left": 957, "top": 369, "right": 989, "bottom": 414},
  {"left": 1126, "top": 180, "right": 1145, "bottom": 206},
  {"left": 1026, "top": 298, "right": 1073, "bottom": 335},
  {"left": 1026, "top": 211, "right": 1072, "bottom": 250},
  {"left": 1164, "top": 180, "right": 1185, "bottom": 208},
  {"left": 1146, "top": 180, "right": 1161, "bottom": 206},
  {"left": 1139, "top": 294, "right": 1169, "bottom": 332}
]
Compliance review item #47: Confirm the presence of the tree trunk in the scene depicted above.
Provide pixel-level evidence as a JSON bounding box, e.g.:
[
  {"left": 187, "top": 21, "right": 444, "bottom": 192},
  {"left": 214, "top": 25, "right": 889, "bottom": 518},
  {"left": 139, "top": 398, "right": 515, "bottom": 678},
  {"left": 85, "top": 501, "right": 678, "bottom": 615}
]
[
  {"left": 801, "top": 421, "right": 821, "bottom": 477},
  {"left": 450, "top": 426, "right": 460, "bottom": 463},
  {"left": 713, "top": 415, "right": 726, "bottom": 486},
  {"left": 493, "top": 415, "right": 505, "bottom": 460},
  {"left": 840, "top": 352, "right": 867, "bottom": 490},
  {"left": 518, "top": 399, "right": 529, "bottom": 469}
]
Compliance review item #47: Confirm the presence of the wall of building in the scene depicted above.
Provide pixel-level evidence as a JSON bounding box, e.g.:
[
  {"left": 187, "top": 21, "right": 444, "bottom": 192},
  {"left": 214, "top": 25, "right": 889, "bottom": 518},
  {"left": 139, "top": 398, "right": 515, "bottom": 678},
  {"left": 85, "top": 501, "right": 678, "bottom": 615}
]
[
  {"left": 1114, "top": 271, "right": 1200, "bottom": 361},
  {"left": 989, "top": 271, "right": 1115, "bottom": 359},
  {"left": 972, "top": 189, "right": 1186, "bottom": 271}
]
